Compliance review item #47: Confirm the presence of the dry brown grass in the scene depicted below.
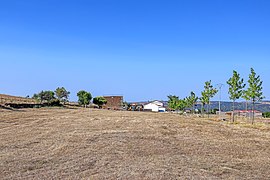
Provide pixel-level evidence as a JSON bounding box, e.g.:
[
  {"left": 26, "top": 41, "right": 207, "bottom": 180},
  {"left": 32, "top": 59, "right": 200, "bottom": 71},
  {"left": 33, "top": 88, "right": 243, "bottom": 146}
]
[
  {"left": 0, "top": 108, "right": 270, "bottom": 179},
  {"left": 0, "top": 94, "right": 36, "bottom": 104}
]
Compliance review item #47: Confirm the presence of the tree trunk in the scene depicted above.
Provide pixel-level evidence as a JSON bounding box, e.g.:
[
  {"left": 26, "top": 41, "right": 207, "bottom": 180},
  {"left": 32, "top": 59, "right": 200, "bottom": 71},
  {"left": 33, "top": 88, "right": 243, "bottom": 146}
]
[
  {"left": 232, "top": 100, "right": 235, "bottom": 123},
  {"left": 207, "top": 103, "right": 210, "bottom": 119},
  {"left": 201, "top": 104, "right": 204, "bottom": 117},
  {"left": 252, "top": 100, "right": 255, "bottom": 124},
  {"left": 245, "top": 100, "right": 248, "bottom": 121},
  {"left": 245, "top": 100, "right": 250, "bottom": 120}
]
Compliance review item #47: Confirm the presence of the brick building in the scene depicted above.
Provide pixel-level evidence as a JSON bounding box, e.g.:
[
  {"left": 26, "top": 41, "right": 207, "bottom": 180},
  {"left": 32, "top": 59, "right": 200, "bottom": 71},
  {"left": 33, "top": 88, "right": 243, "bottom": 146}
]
[{"left": 103, "top": 96, "right": 123, "bottom": 110}]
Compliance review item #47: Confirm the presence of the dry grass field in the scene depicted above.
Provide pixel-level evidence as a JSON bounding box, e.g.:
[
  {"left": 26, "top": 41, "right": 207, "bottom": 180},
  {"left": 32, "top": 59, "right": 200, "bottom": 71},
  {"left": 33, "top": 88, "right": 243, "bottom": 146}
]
[
  {"left": 0, "top": 94, "right": 36, "bottom": 104},
  {"left": 0, "top": 108, "right": 270, "bottom": 179}
]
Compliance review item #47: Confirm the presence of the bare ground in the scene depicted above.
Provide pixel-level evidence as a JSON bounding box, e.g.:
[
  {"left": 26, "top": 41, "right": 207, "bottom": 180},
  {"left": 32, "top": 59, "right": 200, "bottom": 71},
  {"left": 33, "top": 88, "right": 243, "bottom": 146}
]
[{"left": 0, "top": 108, "right": 270, "bottom": 179}]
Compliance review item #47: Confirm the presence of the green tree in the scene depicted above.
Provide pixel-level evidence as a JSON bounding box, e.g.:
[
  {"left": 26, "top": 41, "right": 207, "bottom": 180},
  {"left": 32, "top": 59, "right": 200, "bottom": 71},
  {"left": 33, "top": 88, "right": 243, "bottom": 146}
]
[
  {"left": 201, "top": 80, "right": 218, "bottom": 118},
  {"left": 77, "top": 90, "right": 92, "bottom": 107},
  {"left": 168, "top": 95, "right": 187, "bottom": 113},
  {"left": 33, "top": 90, "right": 55, "bottom": 103},
  {"left": 32, "top": 90, "right": 60, "bottom": 106},
  {"left": 200, "top": 92, "right": 208, "bottom": 117},
  {"left": 40, "top": 91, "right": 55, "bottom": 105},
  {"left": 32, "top": 93, "right": 41, "bottom": 103},
  {"left": 227, "top": 70, "right": 246, "bottom": 122},
  {"left": 168, "top": 95, "right": 180, "bottom": 111},
  {"left": 40, "top": 91, "right": 55, "bottom": 102},
  {"left": 55, "top": 87, "right": 70, "bottom": 104},
  {"left": 186, "top": 91, "right": 198, "bottom": 114},
  {"left": 176, "top": 98, "right": 187, "bottom": 112},
  {"left": 245, "top": 68, "right": 264, "bottom": 124},
  {"left": 93, "top": 96, "right": 107, "bottom": 108}
]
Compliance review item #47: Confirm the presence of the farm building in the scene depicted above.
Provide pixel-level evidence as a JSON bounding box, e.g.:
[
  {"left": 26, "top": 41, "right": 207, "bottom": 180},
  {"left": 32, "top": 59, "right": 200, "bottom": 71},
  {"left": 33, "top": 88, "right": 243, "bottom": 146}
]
[
  {"left": 143, "top": 101, "right": 166, "bottom": 112},
  {"left": 103, "top": 96, "right": 123, "bottom": 110}
]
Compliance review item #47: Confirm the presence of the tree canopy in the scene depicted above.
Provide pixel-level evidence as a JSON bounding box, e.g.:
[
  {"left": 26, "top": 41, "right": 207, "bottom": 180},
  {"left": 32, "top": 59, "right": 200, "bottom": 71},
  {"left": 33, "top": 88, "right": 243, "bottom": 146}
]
[
  {"left": 227, "top": 70, "right": 245, "bottom": 122},
  {"left": 55, "top": 87, "right": 70, "bottom": 103},
  {"left": 245, "top": 68, "right": 264, "bottom": 124},
  {"left": 77, "top": 90, "right": 92, "bottom": 107},
  {"left": 167, "top": 95, "right": 187, "bottom": 111},
  {"left": 201, "top": 80, "right": 218, "bottom": 118},
  {"left": 93, "top": 96, "right": 107, "bottom": 108},
  {"left": 186, "top": 91, "right": 198, "bottom": 113},
  {"left": 32, "top": 90, "right": 55, "bottom": 103}
]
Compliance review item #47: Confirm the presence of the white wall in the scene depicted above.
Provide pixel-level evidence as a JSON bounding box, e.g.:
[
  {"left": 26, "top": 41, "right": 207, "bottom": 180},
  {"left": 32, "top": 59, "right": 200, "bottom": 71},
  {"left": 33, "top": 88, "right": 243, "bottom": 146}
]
[{"left": 144, "top": 103, "right": 159, "bottom": 112}]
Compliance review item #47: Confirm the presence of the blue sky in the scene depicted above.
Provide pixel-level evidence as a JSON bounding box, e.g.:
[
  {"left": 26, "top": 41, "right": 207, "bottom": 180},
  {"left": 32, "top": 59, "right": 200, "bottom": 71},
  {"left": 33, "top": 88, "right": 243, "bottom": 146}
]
[{"left": 0, "top": 0, "right": 269, "bottom": 102}]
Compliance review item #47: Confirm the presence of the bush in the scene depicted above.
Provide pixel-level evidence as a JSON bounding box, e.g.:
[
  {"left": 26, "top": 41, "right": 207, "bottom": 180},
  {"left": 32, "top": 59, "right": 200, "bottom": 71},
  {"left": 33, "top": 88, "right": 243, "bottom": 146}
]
[
  {"left": 262, "top": 112, "right": 270, "bottom": 118},
  {"left": 93, "top": 96, "right": 107, "bottom": 108},
  {"left": 47, "top": 99, "right": 61, "bottom": 107}
]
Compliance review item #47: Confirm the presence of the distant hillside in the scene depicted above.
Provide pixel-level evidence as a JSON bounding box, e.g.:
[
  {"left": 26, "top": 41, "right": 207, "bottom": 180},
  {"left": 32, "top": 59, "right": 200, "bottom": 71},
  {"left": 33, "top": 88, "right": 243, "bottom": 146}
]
[
  {"left": 204, "top": 101, "right": 270, "bottom": 112},
  {"left": 0, "top": 94, "right": 36, "bottom": 105},
  {"left": 130, "top": 100, "right": 270, "bottom": 112}
]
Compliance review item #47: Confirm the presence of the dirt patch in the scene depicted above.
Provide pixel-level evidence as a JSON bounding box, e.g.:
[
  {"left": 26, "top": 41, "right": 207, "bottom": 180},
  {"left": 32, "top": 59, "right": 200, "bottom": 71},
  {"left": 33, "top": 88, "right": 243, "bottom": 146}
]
[{"left": 0, "top": 108, "right": 270, "bottom": 179}]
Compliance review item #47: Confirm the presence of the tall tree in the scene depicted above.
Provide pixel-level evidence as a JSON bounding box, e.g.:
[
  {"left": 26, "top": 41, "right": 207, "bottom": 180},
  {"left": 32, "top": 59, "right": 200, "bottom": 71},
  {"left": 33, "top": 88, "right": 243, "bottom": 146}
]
[
  {"left": 77, "top": 90, "right": 92, "bottom": 108},
  {"left": 41, "top": 91, "right": 55, "bottom": 102},
  {"left": 186, "top": 91, "right": 198, "bottom": 114},
  {"left": 200, "top": 92, "right": 208, "bottom": 117},
  {"left": 93, "top": 96, "right": 107, "bottom": 108},
  {"left": 55, "top": 87, "right": 70, "bottom": 104},
  {"left": 201, "top": 80, "right": 218, "bottom": 118},
  {"left": 227, "top": 70, "right": 246, "bottom": 122},
  {"left": 246, "top": 68, "right": 264, "bottom": 124}
]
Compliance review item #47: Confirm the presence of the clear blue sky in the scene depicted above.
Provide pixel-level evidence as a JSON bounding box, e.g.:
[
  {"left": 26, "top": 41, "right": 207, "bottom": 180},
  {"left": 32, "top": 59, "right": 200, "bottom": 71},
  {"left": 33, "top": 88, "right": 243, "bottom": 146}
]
[{"left": 0, "top": 0, "right": 269, "bottom": 102}]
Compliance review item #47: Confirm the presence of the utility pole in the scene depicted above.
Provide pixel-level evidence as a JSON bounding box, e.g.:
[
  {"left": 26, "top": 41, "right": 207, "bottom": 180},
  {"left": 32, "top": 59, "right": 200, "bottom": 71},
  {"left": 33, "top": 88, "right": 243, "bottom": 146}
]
[{"left": 216, "top": 83, "right": 224, "bottom": 119}]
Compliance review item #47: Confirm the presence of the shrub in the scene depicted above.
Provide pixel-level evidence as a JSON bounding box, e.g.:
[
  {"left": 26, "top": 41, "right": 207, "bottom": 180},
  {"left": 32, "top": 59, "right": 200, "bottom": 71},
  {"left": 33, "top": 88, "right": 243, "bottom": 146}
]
[
  {"left": 262, "top": 112, "right": 270, "bottom": 118},
  {"left": 47, "top": 99, "right": 61, "bottom": 107}
]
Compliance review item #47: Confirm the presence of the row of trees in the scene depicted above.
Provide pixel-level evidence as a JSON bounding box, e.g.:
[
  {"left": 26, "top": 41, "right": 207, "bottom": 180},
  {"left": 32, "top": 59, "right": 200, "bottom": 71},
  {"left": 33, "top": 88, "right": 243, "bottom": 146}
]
[
  {"left": 76, "top": 90, "right": 107, "bottom": 108},
  {"left": 168, "top": 68, "right": 264, "bottom": 124},
  {"left": 227, "top": 68, "right": 263, "bottom": 124},
  {"left": 167, "top": 80, "right": 218, "bottom": 118},
  {"left": 167, "top": 92, "right": 199, "bottom": 113},
  {"left": 33, "top": 88, "right": 107, "bottom": 108},
  {"left": 32, "top": 87, "right": 70, "bottom": 105}
]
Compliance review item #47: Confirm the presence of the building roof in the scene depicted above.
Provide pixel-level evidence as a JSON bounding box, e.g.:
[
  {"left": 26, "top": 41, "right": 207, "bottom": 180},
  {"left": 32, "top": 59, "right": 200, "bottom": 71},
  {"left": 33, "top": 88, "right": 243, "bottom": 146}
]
[{"left": 144, "top": 100, "right": 164, "bottom": 107}]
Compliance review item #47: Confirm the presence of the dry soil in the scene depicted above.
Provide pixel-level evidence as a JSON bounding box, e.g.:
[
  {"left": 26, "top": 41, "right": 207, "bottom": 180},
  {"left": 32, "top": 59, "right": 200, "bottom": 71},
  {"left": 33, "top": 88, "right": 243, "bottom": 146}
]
[{"left": 0, "top": 108, "right": 270, "bottom": 179}]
